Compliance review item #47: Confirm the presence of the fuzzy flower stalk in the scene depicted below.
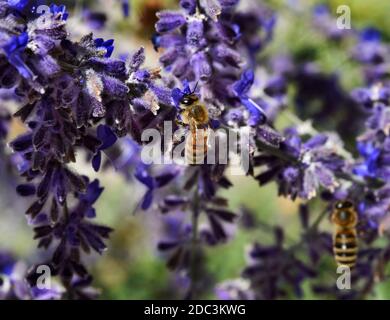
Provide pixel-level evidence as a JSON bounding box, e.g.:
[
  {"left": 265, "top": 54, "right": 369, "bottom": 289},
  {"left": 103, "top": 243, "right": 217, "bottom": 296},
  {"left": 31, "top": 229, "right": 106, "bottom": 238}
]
[
  {"left": 2, "top": 0, "right": 390, "bottom": 301},
  {"left": 0, "top": 0, "right": 171, "bottom": 299}
]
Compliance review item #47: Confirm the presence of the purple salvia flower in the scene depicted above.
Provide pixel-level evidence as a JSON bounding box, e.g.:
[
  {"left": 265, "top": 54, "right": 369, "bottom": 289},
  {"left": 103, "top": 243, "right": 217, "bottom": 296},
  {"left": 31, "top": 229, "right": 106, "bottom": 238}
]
[
  {"left": 233, "top": 70, "right": 267, "bottom": 126},
  {"left": 2, "top": 32, "right": 36, "bottom": 80}
]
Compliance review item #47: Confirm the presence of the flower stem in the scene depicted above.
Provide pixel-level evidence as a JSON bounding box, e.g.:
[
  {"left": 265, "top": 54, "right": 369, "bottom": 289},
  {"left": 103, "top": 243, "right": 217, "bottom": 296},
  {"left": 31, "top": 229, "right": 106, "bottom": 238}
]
[
  {"left": 189, "top": 179, "right": 201, "bottom": 299},
  {"left": 310, "top": 207, "right": 329, "bottom": 231},
  {"left": 255, "top": 139, "right": 300, "bottom": 164}
]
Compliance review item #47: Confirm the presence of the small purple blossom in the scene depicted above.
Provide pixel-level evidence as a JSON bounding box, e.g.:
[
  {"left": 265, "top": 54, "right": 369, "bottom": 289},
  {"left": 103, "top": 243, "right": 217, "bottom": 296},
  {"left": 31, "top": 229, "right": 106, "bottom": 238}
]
[
  {"left": 232, "top": 70, "right": 267, "bottom": 126},
  {"left": 2, "top": 32, "right": 36, "bottom": 80},
  {"left": 92, "top": 125, "right": 117, "bottom": 172},
  {"left": 94, "top": 38, "right": 114, "bottom": 58},
  {"left": 7, "top": 0, "right": 28, "bottom": 10},
  {"left": 135, "top": 166, "right": 178, "bottom": 210}
]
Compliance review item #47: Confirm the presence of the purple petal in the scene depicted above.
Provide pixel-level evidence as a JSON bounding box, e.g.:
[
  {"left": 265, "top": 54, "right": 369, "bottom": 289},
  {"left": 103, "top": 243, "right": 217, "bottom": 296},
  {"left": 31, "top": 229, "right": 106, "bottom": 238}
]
[
  {"left": 257, "top": 125, "right": 284, "bottom": 147},
  {"left": 16, "top": 184, "right": 36, "bottom": 196},
  {"left": 155, "top": 11, "right": 186, "bottom": 33},
  {"left": 149, "top": 84, "right": 173, "bottom": 106},
  {"left": 241, "top": 97, "right": 267, "bottom": 126},
  {"left": 97, "top": 125, "right": 117, "bottom": 150},
  {"left": 212, "top": 44, "right": 241, "bottom": 67},
  {"left": 190, "top": 51, "right": 212, "bottom": 82},
  {"left": 122, "top": 0, "right": 130, "bottom": 17},
  {"left": 186, "top": 20, "right": 204, "bottom": 47},
  {"left": 172, "top": 88, "right": 184, "bottom": 108},
  {"left": 200, "top": 0, "right": 221, "bottom": 21},
  {"left": 8, "top": 0, "right": 29, "bottom": 10},
  {"left": 141, "top": 189, "right": 154, "bottom": 210},
  {"left": 180, "top": 0, "right": 196, "bottom": 14},
  {"left": 360, "top": 27, "right": 381, "bottom": 42},
  {"left": 218, "top": 0, "right": 239, "bottom": 7},
  {"left": 304, "top": 134, "right": 328, "bottom": 149},
  {"left": 155, "top": 172, "right": 178, "bottom": 188},
  {"left": 128, "top": 47, "right": 145, "bottom": 72},
  {"left": 135, "top": 166, "right": 155, "bottom": 189},
  {"left": 101, "top": 75, "right": 129, "bottom": 98},
  {"left": 157, "top": 34, "right": 186, "bottom": 48},
  {"left": 92, "top": 152, "right": 102, "bottom": 172},
  {"left": 233, "top": 69, "right": 254, "bottom": 97}
]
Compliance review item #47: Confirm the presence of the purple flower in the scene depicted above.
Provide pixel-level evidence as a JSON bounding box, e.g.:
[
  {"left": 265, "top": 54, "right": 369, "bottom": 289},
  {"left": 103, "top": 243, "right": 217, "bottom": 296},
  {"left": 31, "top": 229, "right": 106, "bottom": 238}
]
[
  {"left": 121, "top": 0, "right": 130, "bottom": 17},
  {"left": 3, "top": 0, "right": 389, "bottom": 302},
  {"left": 0, "top": 250, "right": 64, "bottom": 300},
  {"left": 172, "top": 80, "right": 193, "bottom": 108},
  {"left": 352, "top": 28, "right": 386, "bottom": 65},
  {"left": 154, "top": 0, "right": 276, "bottom": 131},
  {"left": 7, "top": 0, "right": 28, "bottom": 10},
  {"left": 351, "top": 83, "right": 390, "bottom": 109},
  {"left": 353, "top": 142, "right": 381, "bottom": 178},
  {"left": 2, "top": 32, "right": 36, "bottom": 80},
  {"left": 254, "top": 129, "right": 345, "bottom": 200},
  {"left": 241, "top": 237, "right": 316, "bottom": 299},
  {"left": 94, "top": 38, "right": 114, "bottom": 58},
  {"left": 30, "top": 284, "right": 64, "bottom": 300},
  {"left": 351, "top": 28, "right": 390, "bottom": 83},
  {"left": 157, "top": 215, "right": 193, "bottom": 271},
  {"left": 0, "top": 2, "right": 176, "bottom": 298},
  {"left": 50, "top": 4, "right": 68, "bottom": 21},
  {"left": 33, "top": 178, "right": 112, "bottom": 254},
  {"left": 232, "top": 70, "right": 267, "bottom": 126},
  {"left": 352, "top": 82, "right": 390, "bottom": 183},
  {"left": 92, "top": 125, "right": 117, "bottom": 172},
  {"left": 135, "top": 166, "right": 178, "bottom": 210}
]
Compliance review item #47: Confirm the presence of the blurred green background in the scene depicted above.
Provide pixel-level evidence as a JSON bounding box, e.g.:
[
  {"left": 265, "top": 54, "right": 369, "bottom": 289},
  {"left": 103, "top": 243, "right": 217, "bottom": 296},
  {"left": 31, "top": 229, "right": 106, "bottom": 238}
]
[{"left": 2, "top": 0, "right": 390, "bottom": 299}]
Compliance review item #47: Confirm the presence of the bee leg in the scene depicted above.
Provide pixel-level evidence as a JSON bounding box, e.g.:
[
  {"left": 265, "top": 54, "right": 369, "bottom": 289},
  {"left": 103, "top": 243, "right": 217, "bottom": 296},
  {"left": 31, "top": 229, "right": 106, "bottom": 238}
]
[{"left": 175, "top": 119, "right": 185, "bottom": 126}]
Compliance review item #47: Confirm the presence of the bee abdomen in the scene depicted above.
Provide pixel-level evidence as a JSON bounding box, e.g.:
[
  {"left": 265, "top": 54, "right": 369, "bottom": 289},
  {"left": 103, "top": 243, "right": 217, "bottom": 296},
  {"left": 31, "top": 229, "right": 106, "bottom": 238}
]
[
  {"left": 185, "top": 128, "right": 208, "bottom": 165},
  {"left": 333, "top": 230, "right": 358, "bottom": 268}
]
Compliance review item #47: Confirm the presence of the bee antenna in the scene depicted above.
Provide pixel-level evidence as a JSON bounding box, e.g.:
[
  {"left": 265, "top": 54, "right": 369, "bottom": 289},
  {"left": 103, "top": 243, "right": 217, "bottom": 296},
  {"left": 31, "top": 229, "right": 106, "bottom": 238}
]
[{"left": 192, "top": 81, "right": 199, "bottom": 94}]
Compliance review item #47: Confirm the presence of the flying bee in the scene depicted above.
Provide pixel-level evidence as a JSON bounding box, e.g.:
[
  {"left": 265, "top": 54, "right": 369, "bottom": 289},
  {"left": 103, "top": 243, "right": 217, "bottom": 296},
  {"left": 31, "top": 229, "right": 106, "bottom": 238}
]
[
  {"left": 177, "top": 85, "right": 209, "bottom": 165},
  {"left": 331, "top": 200, "right": 359, "bottom": 268}
]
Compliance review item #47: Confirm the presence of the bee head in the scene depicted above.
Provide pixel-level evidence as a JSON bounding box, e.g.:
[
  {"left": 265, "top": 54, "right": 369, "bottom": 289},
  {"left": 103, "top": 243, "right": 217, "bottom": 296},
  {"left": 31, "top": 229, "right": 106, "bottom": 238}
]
[
  {"left": 332, "top": 200, "right": 357, "bottom": 227},
  {"left": 335, "top": 200, "right": 354, "bottom": 210},
  {"left": 180, "top": 93, "right": 199, "bottom": 107}
]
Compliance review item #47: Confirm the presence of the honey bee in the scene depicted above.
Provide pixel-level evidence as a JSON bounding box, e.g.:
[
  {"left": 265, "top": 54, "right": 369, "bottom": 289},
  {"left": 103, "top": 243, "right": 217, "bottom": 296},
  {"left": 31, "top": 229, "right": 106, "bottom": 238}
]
[
  {"left": 331, "top": 200, "right": 359, "bottom": 268},
  {"left": 177, "top": 87, "right": 209, "bottom": 165}
]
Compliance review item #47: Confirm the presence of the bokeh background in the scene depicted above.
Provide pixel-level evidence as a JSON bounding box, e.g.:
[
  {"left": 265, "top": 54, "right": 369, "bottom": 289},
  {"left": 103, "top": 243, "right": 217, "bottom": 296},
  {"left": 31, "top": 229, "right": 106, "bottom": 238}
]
[{"left": 2, "top": 0, "right": 390, "bottom": 299}]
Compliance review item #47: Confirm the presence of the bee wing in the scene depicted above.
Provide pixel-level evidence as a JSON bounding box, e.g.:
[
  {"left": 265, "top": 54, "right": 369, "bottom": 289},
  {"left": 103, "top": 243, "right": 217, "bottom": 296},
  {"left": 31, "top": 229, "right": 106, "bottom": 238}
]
[{"left": 173, "top": 126, "right": 188, "bottom": 143}]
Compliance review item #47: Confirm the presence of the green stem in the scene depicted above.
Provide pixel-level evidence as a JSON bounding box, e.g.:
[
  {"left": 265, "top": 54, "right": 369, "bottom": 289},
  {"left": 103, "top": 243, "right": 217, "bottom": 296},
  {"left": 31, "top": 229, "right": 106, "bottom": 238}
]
[
  {"left": 335, "top": 172, "right": 367, "bottom": 187},
  {"left": 189, "top": 181, "right": 200, "bottom": 299},
  {"left": 310, "top": 207, "right": 329, "bottom": 232},
  {"left": 284, "top": 206, "right": 330, "bottom": 253}
]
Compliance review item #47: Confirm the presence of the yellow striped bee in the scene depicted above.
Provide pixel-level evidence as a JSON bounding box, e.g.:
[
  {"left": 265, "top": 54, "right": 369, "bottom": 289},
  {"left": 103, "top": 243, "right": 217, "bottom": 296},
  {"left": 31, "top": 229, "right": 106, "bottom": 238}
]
[
  {"left": 331, "top": 200, "right": 359, "bottom": 268},
  {"left": 177, "top": 87, "right": 209, "bottom": 165}
]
